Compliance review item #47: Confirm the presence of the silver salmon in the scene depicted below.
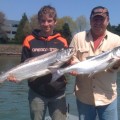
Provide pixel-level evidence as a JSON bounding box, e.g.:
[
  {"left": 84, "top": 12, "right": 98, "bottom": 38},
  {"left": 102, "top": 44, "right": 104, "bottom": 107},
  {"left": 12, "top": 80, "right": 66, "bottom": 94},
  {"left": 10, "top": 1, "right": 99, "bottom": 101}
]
[
  {"left": 51, "top": 46, "right": 120, "bottom": 82},
  {"left": 0, "top": 48, "right": 74, "bottom": 83}
]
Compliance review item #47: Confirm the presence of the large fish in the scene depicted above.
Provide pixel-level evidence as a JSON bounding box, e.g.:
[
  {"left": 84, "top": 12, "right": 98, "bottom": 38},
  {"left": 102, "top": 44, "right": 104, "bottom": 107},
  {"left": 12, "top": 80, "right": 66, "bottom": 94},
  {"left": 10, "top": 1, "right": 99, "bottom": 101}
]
[
  {"left": 51, "top": 46, "right": 120, "bottom": 82},
  {"left": 0, "top": 48, "right": 74, "bottom": 83}
]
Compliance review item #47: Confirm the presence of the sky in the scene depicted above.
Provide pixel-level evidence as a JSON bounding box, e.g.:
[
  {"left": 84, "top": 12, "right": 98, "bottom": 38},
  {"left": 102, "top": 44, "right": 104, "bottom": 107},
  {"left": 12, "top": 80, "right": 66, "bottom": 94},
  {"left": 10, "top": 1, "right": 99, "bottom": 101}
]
[{"left": 0, "top": 0, "right": 120, "bottom": 26}]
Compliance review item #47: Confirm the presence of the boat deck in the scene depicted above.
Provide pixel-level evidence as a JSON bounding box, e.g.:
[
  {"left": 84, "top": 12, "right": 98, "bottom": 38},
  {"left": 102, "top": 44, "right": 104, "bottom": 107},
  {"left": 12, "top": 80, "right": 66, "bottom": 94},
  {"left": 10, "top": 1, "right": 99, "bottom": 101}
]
[{"left": 45, "top": 114, "right": 79, "bottom": 120}]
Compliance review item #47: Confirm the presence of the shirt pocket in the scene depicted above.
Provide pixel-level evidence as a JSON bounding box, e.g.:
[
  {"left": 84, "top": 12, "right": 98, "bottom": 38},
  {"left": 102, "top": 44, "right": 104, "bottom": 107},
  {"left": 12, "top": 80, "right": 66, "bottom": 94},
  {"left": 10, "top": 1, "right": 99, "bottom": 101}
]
[{"left": 77, "top": 48, "right": 89, "bottom": 61}]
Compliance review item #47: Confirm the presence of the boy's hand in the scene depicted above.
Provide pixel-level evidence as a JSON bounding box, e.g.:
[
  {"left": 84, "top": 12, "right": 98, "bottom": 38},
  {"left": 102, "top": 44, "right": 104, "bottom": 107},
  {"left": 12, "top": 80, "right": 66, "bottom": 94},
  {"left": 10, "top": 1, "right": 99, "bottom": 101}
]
[{"left": 7, "top": 74, "right": 18, "bottom": 83}]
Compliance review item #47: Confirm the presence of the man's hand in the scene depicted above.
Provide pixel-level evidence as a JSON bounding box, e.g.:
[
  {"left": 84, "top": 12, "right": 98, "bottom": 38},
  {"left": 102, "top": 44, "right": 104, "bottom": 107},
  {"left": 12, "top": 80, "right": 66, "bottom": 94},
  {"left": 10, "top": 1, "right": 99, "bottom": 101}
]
[
  {"left": 112, "top": 60, "right": 120, "bottom": 69},
  {"left": 69, "top": 57, "right": 80, "bottom": 76},
  {"left": 69, "top": 71, "right": 78, "bottom": 76},
  {"left": 105, "top": 68, "right": 114, "bottom": 73},
  {"left": 105, "top": 60, "right": 120, "bottom": 73}
]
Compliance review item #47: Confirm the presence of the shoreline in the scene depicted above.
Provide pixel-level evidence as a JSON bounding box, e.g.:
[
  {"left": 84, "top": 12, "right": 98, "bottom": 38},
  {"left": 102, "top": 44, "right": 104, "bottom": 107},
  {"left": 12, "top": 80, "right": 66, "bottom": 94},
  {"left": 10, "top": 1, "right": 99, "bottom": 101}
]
[
  {"left": 0, "top": 44, "right": 22, "bottom": 55},
  {"left": 0, "top": 52, "right": 21, "bottom": 55}
]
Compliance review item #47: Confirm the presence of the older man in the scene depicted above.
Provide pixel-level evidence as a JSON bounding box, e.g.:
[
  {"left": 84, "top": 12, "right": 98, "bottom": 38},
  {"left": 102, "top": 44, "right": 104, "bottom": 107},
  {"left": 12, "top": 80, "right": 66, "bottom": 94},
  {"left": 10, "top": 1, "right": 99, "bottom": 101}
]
[{"left": 70, "top": 6, "right": 120, "bottom": 120}]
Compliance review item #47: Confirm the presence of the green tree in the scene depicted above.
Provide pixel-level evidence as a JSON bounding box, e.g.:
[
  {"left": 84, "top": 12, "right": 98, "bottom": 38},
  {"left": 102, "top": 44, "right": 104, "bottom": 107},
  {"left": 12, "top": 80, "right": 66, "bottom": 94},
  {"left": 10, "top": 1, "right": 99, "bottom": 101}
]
[
  {"left": 30, "top": 15, "right": 39, "bottom": 30},
  {"left": 15, "top": 13, "right": 29, "bottom": 44},
  {"left": 75, "top": 15, "right": 90, "bottom": 32},
  {"left": 55, "top": 17, "right": 76, "bottom": 35},
  {"left": 0, "top": 12, "right": 5, "bottom": 27},
  {"left": 23, "top": 20, "right": 31, "bottom": 35},
  {"left": 107, "top": 23, "right": 120, "bottom": 35},
  {"left": 62, "top": 16, "right": 76, "bottom": 35},
  {"left": 55, "top": 18, "right": 65, "bottom": 32},
  {"left": 115, "top": 24, "right": 120, "bottom": 35},
  {"left": 23, "top": 14, "right": 40, "bottom": 35},
  {"left": 0, "top": 11, "right": 7, "bottom": 43},
  {"left": 107, "top": 23, "right": 115, "bottom": 33},
  {"left": 62, "top": 23, "right": 72, "bottom": 45}
]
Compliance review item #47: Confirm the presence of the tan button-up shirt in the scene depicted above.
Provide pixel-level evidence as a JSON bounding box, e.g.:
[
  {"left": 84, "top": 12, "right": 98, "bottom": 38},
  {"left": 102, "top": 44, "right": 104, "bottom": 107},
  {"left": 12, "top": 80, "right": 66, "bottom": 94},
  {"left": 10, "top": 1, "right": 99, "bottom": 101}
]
[{"left": 70, "top": 30, "right": 120, "bottom": 106}]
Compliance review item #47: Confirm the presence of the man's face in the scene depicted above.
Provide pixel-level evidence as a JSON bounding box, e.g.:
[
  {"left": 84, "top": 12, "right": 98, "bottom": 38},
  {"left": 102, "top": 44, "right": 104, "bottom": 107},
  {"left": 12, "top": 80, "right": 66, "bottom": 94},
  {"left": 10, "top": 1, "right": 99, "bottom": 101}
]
[
  {"left": 90, "top": 15, "right": 109, "bottom": 36},
  {"left": 39, "top": 14, "right": 56, "bottom": 35}
]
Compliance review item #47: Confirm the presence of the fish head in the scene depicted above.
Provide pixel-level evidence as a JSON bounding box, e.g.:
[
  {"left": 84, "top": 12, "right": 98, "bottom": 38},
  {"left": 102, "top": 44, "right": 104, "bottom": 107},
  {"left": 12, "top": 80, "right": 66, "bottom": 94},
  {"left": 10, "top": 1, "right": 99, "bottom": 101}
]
[{"left": 56, "top": 47, "right": 75, "bottom": 62}]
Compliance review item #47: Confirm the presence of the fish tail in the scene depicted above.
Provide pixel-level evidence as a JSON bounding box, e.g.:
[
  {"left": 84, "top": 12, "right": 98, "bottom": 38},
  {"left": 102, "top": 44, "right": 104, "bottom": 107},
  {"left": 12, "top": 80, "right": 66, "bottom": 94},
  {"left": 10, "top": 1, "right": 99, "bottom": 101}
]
[
  {"left": 0, "top": 73, "right": 7, "bottom": 83},
  {"left": 0, "top": 77, "right": 5, "bottom": 83}
]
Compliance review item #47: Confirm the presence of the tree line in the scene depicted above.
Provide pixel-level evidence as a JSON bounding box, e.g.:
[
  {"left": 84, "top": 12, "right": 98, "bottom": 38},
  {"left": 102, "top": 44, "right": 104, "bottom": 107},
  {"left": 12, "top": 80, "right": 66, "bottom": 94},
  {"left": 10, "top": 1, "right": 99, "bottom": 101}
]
[{"left": 0, "top": 12, "right": 120, "bottom": 45}]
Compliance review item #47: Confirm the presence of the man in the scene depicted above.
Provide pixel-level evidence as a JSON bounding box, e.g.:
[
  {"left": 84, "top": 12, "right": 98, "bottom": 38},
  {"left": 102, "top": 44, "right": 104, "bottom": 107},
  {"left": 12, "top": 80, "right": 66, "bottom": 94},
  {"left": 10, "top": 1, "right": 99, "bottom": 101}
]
[
  {"left": 70, "top": 6, "right": 120, "bottom": 120},
  {"left": 8, "top": 5, "right": 68, "bottom": 120}
]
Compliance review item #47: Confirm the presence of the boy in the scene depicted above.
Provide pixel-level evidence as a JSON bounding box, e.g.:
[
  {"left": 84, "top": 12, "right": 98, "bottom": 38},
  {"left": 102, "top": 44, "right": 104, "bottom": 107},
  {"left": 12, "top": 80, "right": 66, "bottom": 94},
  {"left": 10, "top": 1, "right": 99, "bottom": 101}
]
[{"left": 9, "top": 5, "right": 68, "bottom": 120}]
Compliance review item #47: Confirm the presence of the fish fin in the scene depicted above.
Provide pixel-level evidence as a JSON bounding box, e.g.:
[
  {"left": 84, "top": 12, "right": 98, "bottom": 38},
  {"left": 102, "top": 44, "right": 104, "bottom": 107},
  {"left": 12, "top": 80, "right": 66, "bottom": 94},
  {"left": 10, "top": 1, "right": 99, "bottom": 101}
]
[
  {"left": 28, "top": 76, "right": 38, "bottom": 82},
  {"left": 50, "top": 70, "right": 63, "bottom": 83},
  {"left": 48, "top": 65, "right": 59, "bottom": 69},
  {"left": 88, "top": 72, "right": 95, "bottom": 78},
  {"left": 48, "top": 67, "right": 58, "bottom": 73},
  {"left": 48, "top": 60, "right": 63, "bottom": 69},
  {"left": 108, "top": 58, "right": 114, "bottom": 63}
]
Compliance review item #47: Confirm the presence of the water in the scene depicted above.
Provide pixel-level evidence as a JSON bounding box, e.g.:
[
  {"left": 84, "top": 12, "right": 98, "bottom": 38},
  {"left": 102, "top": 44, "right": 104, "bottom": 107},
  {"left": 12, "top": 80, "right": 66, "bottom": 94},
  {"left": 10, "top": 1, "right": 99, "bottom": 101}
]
[
  {"left": 0, "top": 56, "right": 120, "bottom": 120},
  {"left": 0, "top": 56, "right": 30, "bottom": 120}
]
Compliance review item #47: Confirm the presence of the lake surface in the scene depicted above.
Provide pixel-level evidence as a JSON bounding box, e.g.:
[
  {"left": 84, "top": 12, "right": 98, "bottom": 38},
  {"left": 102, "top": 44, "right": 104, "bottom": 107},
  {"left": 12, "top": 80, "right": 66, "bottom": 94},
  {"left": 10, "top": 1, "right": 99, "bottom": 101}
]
[{"left": 0, "top": 56, "right": 120, "bottom": 120}]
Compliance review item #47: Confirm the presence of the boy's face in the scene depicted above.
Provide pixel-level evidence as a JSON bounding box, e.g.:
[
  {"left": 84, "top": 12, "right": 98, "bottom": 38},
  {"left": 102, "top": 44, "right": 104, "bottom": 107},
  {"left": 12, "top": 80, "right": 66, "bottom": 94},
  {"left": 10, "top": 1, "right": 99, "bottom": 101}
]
[{"left": 39, "top": 14, "right": 56, "bottom": 36}]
